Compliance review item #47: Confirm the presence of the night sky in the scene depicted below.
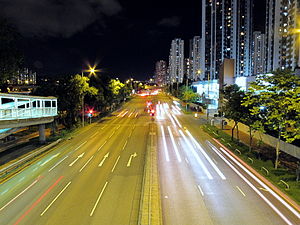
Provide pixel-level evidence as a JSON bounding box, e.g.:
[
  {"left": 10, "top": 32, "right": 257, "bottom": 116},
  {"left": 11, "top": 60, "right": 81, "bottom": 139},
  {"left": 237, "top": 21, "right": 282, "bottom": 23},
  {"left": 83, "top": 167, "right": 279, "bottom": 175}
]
[{"left": 0, "top": 0, "right": 265, "bottom": 80}]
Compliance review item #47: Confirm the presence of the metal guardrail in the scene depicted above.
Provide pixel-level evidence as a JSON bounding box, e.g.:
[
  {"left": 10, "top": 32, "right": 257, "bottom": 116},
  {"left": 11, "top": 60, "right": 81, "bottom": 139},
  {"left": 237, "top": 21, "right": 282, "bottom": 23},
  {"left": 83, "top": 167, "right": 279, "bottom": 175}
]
[{"left": 0, "top": 139, "right": 61, "bottom": 181}]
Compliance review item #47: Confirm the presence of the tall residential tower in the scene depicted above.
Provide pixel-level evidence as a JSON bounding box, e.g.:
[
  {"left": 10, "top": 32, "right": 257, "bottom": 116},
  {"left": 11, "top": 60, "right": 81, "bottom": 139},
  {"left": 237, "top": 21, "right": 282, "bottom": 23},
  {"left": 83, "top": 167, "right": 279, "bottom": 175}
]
[
  {"left": 201, "top": 0, "right": 253, "bottom": 79},
  {"left": 168, "top": 38, "right": 184, "bottom": 84},
  {"left": 265, "top": 0, "right": 300, "bottom": 72}
]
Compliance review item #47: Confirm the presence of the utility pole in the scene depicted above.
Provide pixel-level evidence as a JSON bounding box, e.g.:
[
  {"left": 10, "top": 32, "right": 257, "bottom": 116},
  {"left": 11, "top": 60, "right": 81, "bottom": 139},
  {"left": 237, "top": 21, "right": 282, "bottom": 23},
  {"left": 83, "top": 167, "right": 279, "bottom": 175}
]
[
  {"left": 81, "top": 71, "right": 85, "bottom": 127},
  {"left": 206, "top": 74, "right": 210, "bottom": 121}
]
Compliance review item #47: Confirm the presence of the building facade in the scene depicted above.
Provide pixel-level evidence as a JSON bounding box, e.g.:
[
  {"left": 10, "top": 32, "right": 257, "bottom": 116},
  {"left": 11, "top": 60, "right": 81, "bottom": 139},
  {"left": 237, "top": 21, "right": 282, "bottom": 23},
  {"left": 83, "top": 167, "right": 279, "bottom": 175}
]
[
  {"left": 154, "top": 60, "right": 167, "bottom": 86},
  {"left": 168, "top": 38, "right": 184, "bottom": 84},
  {"left": 189, "top": 36, "right": 202, "bottom": 81},
  {"left": 201, "top": 0, "right": 253, "bottom": 80},
  {"left": 253, "top": 31, "right": 266, "bottom": 75},
  {"left": 8, "top": 68, "right": 37, "bottom": 85},
  {"left": 265, "top": 0, "right": 300, "bottom": 72}
]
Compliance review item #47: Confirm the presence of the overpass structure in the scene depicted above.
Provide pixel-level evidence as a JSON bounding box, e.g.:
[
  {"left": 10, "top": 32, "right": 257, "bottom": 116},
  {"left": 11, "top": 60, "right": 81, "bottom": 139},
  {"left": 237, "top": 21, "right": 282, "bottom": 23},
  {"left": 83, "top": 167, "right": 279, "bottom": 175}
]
[{"left": 0, "top": 93, "right": 57, "bottom": 143}]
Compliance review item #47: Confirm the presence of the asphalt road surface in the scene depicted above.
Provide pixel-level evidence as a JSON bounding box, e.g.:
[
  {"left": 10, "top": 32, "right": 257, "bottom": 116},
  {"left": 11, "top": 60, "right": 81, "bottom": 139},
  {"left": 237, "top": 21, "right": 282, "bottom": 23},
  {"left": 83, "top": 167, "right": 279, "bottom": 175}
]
[
  {"left": 156, "top": 94, "right": 299, "bottom": 225},
  {"left": 0, "top": 96, "right": 150, "bottom": 225}
]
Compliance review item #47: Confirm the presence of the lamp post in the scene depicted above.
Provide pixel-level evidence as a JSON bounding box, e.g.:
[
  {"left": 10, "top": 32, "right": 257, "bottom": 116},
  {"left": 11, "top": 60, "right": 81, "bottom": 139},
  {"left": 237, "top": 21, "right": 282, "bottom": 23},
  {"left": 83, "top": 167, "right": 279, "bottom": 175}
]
[
  {"left": 207, "top": 73, "right": 210, "bottom": 121},
  {"left": 81, "top": 65, "right": 99, "bottom": 127}
]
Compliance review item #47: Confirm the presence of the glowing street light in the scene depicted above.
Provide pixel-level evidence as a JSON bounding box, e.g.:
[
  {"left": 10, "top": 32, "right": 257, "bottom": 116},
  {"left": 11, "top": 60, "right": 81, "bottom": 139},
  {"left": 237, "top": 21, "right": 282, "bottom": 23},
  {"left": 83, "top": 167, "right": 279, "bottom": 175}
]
[{"left": 81, "top": 64, "right": 99, "bottom": 127}]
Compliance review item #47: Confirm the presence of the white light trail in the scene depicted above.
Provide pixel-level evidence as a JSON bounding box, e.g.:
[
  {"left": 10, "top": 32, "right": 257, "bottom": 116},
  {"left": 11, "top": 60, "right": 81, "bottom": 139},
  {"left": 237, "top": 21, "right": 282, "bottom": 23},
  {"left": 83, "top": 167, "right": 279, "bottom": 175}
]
[
  {"left": 186, "top": 130, "right": 226, "bottom": 180},
  {"left": 160, "top": 126, "right": 170, "bottom": 162},
  {"left": 171, "top": 113, "right": 182, "bottom": 128},
  {"left": 179, "top": 130, "right": 213, "bottom": 179},
  {"left": 167, "top": 126, "right": 182, "bottom": 162},
  {"left": 206, "top": 141, "right": 298, "bottom": 224},
  {"left": 167, "top": 112, "right": 177, "bottom": 127}
]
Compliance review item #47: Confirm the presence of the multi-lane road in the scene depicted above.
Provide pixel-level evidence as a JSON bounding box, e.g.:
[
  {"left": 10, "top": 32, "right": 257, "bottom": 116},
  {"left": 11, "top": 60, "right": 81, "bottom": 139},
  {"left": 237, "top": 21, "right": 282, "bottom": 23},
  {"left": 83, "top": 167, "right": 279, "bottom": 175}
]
[
  {"left": 0, "top": 93, "right": 299, "bottom": 225},
  {"left": 1, "top": 97, "right": 150, "bottom": 225},
  {"left": 156, "top": 94, "right": 299, "bottom": 225}
]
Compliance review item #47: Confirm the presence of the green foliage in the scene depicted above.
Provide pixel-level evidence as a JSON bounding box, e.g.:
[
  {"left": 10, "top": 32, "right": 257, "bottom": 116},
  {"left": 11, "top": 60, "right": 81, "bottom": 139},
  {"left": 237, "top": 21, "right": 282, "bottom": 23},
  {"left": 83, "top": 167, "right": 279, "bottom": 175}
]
[
  {"left": 243, "top": 69, "right": 300, "bottom": 168},
  {"left": 221, "top": 84, "right": 247, "bottom": 140},
  {"left": 179, "top": 86, "right": 199, "bottom": 103},
  {"left": 109, "top": 79, "right": 125, "bottom": 95}
]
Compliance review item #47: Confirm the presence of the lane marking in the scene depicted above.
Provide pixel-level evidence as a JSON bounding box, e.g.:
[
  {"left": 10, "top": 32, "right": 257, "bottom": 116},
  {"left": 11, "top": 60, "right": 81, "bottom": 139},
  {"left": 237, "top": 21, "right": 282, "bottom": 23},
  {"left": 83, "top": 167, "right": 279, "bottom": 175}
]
[
  {"left": 90, "top": 131, "right": 99, "bottom": 139},
  {"left": 128, "top": 112, "right": 133, "bottom": 117},
  {"left": 111, "top": 156, "right": 120, "bottom": 172},
  {"left": 212, "top": 158, "right": 218, "bottom": 165},
  {"left": 101, "top": 125, "right": 107, "bottom": 130},
  {"left": 127, "top": 153, "right": 137, "bottom": 167},
  {"left": 179, "top": 130, "right": 213, "bottom": 180},
  {"left": 197, "top": 185, "right": 204, "bottom": 196},
  {"left": 186, "top": 130, "right": 226, "bottom": 180},
  {"left": 0, "top": 177, "right": 41, "bottom": 211},
  {"left": 74, "top": 141, "right": 87, "bottom": 152},
  {"left": 207, "top": 141, "right": 296, "bottom": 224},
  {"left": 13, "top": 176, "right": 63, "bottom": 225},
  {"left": 160, "top": 125, "right": 170, "bottom": 162},
  {"left": 69, "top": 153, "right": 85, "bottom": 167},
  {"left": 171, "top": 113, "right": 182, "bottom": 128},
  {"left": 40, "top": 181, "right": 71, "bottom": 216},
  {"left": 213, "top": 143, "right": 300, "bottom": 219},
  {"left": 236, "top": 186, "right": 246, "bottom": 197},
  {"left": 48, "top": 155, "right": 68, "bottom": 172},
  {"left": 185, "top": 158, "right": 189, "bottom": 164},
  {"left": 79, "top": 155, "right": 94, "bottom": 172},
  {"left": 40, "top": 153, "right": 60, "bottom": 167},
  {"left": 90, "top": 181, "right": 108, "bottom": 216},
  {"left": 122, "top": 140, "right": 128, "bottom": 150},
  {"left": 167, "top": 113, "right": 177, "bottom": 127},
  {"left": 135, "top": 112, "right": 138, "bottom": 117},
  {"left": 167, "top": 126, "right": 182, "bottom": 162},
  {"left": 98, "top": 152, "right": 109, "bottom": 167},
  {"left": 97, "top": 140, "right": 107, "bottom": 152},
  {"left": 121, "top": 111, "right": 128, "bottom": 117},
  {"left": 109, "top": 131, "right": 116, "bottom": 138}
]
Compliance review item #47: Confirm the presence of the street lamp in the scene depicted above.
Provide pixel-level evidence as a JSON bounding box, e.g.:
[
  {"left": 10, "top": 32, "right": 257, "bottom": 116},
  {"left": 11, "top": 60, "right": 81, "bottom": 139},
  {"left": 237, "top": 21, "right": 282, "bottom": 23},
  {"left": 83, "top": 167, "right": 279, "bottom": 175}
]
[
  {"left": 207, "top": 73, "right": 210, "bottom": 121},
  {"left": 81, "top": 64, "right": 99, "bottom": 127}
]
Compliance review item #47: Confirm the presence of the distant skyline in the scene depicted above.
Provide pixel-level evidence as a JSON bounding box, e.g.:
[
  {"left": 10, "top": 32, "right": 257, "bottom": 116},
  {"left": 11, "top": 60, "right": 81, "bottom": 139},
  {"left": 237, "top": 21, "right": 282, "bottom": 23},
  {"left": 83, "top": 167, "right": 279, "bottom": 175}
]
[{"left": 0, "top": 0, "right": 265, "bottom": 80}]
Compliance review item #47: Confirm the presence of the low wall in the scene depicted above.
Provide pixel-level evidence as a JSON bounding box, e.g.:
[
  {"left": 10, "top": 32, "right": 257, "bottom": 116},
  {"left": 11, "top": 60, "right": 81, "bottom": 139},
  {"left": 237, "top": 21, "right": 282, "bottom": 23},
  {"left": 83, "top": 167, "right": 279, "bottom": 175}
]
[{"left": 225, "top": 120, "right": 300, "bottom": 160}]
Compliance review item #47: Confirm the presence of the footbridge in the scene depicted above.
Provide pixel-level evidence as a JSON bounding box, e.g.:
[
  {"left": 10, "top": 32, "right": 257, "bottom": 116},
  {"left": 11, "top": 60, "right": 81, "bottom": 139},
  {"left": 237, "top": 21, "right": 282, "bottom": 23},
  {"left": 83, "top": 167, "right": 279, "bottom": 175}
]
[{"left": 0, "top": 93, "right": 57, "bottom": 142}]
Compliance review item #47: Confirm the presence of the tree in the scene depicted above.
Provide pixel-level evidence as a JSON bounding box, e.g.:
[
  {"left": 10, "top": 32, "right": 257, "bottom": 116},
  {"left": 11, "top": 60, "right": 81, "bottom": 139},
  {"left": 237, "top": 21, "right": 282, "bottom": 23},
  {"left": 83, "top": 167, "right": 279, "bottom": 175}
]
[
  {"left": 0, "top": 18, "right": 23, "bottom": 87},
  {"left": 179, "top": 86, "right": 199, "bottom": 110},
  {"left": 109, "top": 79, "right": 127, "bottom": 105},
  {"left": 243, "top": 70, "right": 300, "bottom": 168},
  {"left": 241, "top": 93, "right": 265, "bottom": 152},
  {"left": 34, "top": 75, "right": 98, "bottom": 128},
  {"left": 221, "top": 84, "right": 246, "bottom": 141}
]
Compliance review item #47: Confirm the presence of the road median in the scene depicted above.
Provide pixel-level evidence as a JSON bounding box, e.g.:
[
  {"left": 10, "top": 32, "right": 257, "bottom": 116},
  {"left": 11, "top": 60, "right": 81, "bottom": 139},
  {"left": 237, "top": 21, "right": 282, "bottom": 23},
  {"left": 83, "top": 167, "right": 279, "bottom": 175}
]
[{"left": 138, "top": 122, "right": 162, "bottom": 225}]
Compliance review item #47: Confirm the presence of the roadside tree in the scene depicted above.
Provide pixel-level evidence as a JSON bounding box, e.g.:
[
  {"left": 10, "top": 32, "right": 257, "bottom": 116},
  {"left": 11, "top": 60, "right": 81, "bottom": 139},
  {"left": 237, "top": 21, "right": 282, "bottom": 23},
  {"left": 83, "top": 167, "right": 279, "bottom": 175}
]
[{"left": 243, "top": 70, "right": 300, "bottom": 169}]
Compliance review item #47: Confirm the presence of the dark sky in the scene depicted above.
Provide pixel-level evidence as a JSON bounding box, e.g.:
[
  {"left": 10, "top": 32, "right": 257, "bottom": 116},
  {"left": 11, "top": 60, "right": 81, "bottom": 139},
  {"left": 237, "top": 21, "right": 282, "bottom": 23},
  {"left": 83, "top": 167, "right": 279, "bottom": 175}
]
[{"left": 0, "top": 0, "right": 265, "bottom": 80}]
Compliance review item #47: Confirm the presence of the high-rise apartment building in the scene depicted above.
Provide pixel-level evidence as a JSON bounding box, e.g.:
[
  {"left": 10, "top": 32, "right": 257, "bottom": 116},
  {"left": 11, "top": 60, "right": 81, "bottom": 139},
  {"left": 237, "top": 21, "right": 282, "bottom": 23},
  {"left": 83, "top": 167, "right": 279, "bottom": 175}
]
[
  {"left": 201, "top": 0, "right": 253, "bottom": 79},
  {"left": 184, "top": 58, "right": 192, "bottom": 81},
  {"left": 253, "top": 31, "right": 266, "bottom": 75},
  {"left": 154, "top": 60, "right": 167, "bottom": 86},
  {"left": 189, "top": 36, "right": 202, "bottom": 81},
  {"left": 168, "top": 38, "right": 184, "bottom": 84},
  {"left": 265, "top": 0, "right": 300, "bottom": 72}
]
